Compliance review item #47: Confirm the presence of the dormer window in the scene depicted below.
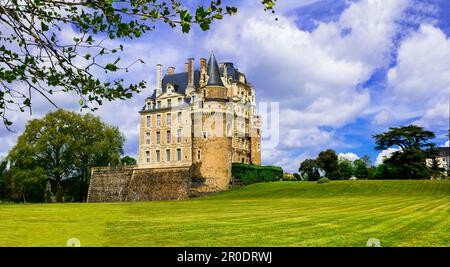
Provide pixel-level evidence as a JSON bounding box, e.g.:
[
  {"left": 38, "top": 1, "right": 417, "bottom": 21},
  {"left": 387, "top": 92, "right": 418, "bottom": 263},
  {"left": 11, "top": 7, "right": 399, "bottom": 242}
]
[{"left": 166, "top": 83, "right": 174, "bottom": 95}]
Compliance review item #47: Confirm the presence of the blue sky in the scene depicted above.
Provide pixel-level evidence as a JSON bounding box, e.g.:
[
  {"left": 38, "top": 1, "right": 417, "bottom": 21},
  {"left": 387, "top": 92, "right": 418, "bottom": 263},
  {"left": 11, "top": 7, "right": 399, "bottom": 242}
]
[{"left": 1, "top": 0, "right": 449, "bottom": 172}]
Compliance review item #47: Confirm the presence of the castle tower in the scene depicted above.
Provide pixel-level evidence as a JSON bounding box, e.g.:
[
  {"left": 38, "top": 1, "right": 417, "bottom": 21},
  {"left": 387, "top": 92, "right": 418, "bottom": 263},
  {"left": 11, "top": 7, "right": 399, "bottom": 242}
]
[{"left": 191, "top": 52, "right": 233, "bottom": 192}]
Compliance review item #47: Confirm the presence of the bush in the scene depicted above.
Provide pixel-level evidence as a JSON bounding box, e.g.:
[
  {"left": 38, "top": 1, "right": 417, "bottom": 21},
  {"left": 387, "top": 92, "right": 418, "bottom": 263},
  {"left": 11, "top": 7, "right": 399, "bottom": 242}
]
[
  {"left": 282, "top": 173, "right": 297, "bottom": 181},
  {"left": 317, "top": 177, "right": 330, "bottom": 184},
  {"left": 232, "top": 163, "right": 283, "bottom": 185}
]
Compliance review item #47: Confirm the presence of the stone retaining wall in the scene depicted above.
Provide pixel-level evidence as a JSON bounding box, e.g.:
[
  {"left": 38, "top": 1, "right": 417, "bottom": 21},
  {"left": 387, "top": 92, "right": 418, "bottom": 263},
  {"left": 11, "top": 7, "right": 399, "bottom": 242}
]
[{"left": 87, "top": 166, "right": 191, "bottom": 202}]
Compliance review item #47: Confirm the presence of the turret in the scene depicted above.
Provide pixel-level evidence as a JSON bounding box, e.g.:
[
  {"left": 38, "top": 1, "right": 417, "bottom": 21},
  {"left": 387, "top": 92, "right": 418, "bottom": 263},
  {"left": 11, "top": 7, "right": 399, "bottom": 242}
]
[{"left": 204, "top": 52, "right": 227, "bottom": 100}]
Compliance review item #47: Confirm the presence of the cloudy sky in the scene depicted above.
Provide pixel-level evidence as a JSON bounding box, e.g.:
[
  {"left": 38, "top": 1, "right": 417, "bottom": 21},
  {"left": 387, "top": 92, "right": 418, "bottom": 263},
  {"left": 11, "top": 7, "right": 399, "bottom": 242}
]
[{"left": 1, "top": 0, "right": 449, "bottom": 172}]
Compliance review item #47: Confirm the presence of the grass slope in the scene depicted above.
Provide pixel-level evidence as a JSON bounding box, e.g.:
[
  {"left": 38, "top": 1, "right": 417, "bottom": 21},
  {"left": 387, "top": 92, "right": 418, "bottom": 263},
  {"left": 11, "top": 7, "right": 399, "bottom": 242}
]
[{"left": 0, "top": 180, "right": 449, "bottom": 247}]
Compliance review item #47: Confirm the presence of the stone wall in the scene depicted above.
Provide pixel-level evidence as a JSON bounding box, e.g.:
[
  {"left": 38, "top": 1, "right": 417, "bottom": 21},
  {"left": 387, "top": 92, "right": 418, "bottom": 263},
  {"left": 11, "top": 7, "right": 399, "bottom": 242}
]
[{"left": 87, "top": 166, "right": 191, "bottom": 202}]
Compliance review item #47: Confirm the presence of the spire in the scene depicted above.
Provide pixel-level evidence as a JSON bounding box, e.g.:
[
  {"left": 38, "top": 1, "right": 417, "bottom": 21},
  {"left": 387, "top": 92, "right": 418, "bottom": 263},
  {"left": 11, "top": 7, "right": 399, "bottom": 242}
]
[{"left": 206, "top": 52, "right": 224, "bottom": 87}]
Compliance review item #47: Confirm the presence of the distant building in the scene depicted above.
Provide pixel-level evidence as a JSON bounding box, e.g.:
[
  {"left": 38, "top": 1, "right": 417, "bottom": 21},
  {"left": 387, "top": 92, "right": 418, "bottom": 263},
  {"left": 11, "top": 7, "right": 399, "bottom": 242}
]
[{"left": 426, "top": 147, "right": 449, "bottom": 179}]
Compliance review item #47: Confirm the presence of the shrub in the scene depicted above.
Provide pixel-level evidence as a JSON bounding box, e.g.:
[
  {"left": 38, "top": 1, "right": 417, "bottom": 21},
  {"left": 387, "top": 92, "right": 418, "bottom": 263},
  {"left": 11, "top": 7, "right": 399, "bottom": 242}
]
[
  {"left": 282, "top": 173, "right": 297, "bottom": 181},
  {"left": 317, "top": 177, "right": 330, "bottom": 184},
  {"left": 232, "top": 163, "right": 283, "bottom": 185}
]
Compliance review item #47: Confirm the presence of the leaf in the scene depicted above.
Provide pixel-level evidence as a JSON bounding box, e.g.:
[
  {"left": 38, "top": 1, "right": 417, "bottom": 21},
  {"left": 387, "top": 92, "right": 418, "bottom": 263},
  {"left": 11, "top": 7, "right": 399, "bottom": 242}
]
[{"left": 41, "top": 21, "right": 49, "bottom": 32}]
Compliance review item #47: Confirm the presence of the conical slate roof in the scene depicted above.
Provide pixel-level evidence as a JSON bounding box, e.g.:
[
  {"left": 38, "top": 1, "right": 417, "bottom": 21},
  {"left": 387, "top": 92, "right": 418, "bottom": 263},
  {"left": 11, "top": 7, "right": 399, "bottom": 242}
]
[{"left": 206, "top": 52, "right": 224, "bottom": 87}]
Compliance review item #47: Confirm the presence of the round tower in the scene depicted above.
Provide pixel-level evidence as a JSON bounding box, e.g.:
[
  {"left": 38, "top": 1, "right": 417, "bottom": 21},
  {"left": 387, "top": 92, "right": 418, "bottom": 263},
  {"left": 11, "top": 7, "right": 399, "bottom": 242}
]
[{"left": 191, "top": 52, "right": 233, "bottom": 193}]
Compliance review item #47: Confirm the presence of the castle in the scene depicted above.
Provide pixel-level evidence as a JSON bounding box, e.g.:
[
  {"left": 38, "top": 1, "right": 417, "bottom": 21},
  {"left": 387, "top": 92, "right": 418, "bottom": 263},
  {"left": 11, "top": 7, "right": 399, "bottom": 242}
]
[{"left": 87, "top": 53, "right": 261, "bottom": 202}]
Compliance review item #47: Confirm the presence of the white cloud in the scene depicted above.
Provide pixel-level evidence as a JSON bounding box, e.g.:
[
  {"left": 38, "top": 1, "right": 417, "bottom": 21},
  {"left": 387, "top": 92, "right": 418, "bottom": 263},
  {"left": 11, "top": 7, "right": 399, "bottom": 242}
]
[
  {"left": 338, "top": 152, "right": 359, "bottom": 162},
  {"left": 203, "top": 0, "right": 408, "bottom": 162},
  {"left": 378, "top": 24, "right": 450, "bottom": 127},
  {"left": 375, "top": 148, "right": 401, "bottom": 165}
]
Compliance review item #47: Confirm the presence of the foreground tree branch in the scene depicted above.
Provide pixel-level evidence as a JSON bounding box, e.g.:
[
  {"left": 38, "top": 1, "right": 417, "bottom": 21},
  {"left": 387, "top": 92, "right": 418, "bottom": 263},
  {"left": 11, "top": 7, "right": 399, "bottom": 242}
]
[{"left": 0, "top": 0, "right": 277, "bottom": 129}]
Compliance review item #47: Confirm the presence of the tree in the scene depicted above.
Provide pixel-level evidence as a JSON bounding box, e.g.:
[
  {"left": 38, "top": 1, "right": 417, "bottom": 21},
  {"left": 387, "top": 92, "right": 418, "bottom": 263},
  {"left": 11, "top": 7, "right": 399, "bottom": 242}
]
[
  {"left": 0, "top": 0, "right": 276, "bottom": 128},
  {"left": 7, "top": 109, "right": 124, "bottom": 202},
  {"left": 316, "top": 149, "right": 341, "bottom": 180},
  {"left": 373, "top": 163, "right": 397, "bottom": 180},
  {"left": 338, "top": 159, "right": 354, "bottom": 179},
  {"left": 121, "top": 155, "right": 137, "bottom": 166},
  {"left": 353, "top": 159, "right": 369, "bottom": 179},
  {"left": 373, "top": 125, "right": 436, "bottom": 179},
  {"left": 0, "top": 159, "right": 7, "bottom": 197},
  {"left": 299, "top": 159, "right": 321, "bottom": 181},
  {"left": 373, "top": 125, "right": 435, "bottom": 151}
]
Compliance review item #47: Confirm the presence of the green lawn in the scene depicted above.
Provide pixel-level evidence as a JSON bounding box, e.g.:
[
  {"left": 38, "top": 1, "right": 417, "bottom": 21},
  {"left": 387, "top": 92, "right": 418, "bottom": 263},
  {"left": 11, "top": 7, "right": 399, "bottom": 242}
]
[{"left": 0, "top": 180, "right": 449, "bottom": 247}]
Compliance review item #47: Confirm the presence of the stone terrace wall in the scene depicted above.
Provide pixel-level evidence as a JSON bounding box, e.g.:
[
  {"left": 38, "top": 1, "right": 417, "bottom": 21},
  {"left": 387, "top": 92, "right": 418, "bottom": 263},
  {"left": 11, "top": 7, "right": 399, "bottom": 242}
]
[
  {"left": 87, "top": 166, "right": 191, "bottom": 202},
  {"left": 125, "top": 167, "right": 191, "bottom": 201},
  {"left": 87, "top": 166, "right": 134, "bottom": 202}
]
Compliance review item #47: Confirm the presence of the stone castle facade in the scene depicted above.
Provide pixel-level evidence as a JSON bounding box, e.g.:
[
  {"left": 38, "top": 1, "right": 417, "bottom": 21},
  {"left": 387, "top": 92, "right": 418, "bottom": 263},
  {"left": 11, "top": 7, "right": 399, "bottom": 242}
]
[
  {"left": 87, "top": 53, "right": 261, "bottom": 201},
  {"left": 137, "top": 53, "right": 261, "bottom": 192}
]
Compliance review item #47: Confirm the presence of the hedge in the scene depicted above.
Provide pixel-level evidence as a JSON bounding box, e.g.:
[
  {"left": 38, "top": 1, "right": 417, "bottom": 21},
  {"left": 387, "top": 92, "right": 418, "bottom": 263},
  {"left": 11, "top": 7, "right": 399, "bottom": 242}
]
[{"left": 232, "top": 163, "right": 284, "bottom": 185}]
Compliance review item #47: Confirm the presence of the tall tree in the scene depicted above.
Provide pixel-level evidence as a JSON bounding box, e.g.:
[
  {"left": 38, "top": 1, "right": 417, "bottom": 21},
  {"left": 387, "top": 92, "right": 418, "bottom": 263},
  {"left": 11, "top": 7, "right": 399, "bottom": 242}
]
[
  {"left": 316, "top": 149, "right": 341, "bottom": 180},
  {"left": 338, "top": 159, "right": 354, "bottom": 179},
  {"left": 7, "top": 109, "right": 124, "bottom": 202},
  {"left": 0, "top": 159, "right": 7, "bottom": 197},
  {"left": 353, "top": 159, "right": 369, "bottom": 179},
  {"left": 373, "top": 125, "right": 435, "bottom": 151},
  {"left": 373, "top": 125, "right": 436, "bottom": 179},
  {"left": 298, "top": 159, "right": 321, "bottom": 181},
  {"left": 0, "top": 0, "right": 276, "bottom": 128}
]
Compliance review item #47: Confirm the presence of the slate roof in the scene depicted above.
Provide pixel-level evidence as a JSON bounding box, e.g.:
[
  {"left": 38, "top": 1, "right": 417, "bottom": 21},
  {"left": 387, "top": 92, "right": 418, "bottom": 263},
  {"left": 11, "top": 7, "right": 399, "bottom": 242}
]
[
  {"left": 206, "top": 52, "right": 224, "bottom": 86},
  {"left": 145, "top": 54, "right": 245, "bottom": 101}
]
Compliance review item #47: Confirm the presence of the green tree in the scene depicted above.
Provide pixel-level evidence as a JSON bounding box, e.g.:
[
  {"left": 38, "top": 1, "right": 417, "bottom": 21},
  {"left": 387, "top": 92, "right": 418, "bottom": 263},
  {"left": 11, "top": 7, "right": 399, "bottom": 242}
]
[
  {"left": 373, "top": 125, "right": 436, "bottom": 179},
  {"left": 373, "top": 125, "right": 435, "bottom": 151},
  {"left": 7, "top": 109, "right": 124, "bottom": 202},
  {"left": 0, "top": 0, "right": 276, "bottom": 128},
  {"left": 299, "top": 159, "right": 321, "bottom": 181},
  {"left": 353, "top": 159, "right": 369, "bottom": 179},
  {"left": 316, "top": 149, "right": 341, "bottom": 180},
  {"left": 373, "top": 163, "right": 397, "bottom": 180},
  {"left": 121, "top": 156, "right": 137, "bottom": 166},
  {"left": 338, "top": 159, "right": 354, "bottom": 179},
  {"left": 0, "top": 159, "right": 7, "bottom": 197}
]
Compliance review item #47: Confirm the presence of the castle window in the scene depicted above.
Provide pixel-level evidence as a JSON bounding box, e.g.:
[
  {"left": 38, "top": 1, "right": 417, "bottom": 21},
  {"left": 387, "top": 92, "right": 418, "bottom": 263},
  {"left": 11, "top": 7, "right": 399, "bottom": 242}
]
[
  {"left": 177, "top": 112, "right": 182, "bottom": 124},
  {"left": 146, "top": 116, "right": 151, "bottom": 127},
  {"left": 167, "top": 113, "right": 171, "bottom": 125},
  {"left": 199, "top": 101, "right": 204, "bottom": 108},
  {"left": 145, "top": 132, "right": 151, "bottom": 145},
  {"left": 156, "top": 131, "right": 161, "bottom": 145},
  {"left": 192, "top": 95, "right": 195, "bottom": 103},
  {"left": 166, "top": 149, "right": 171, "bottom": 162},
  {"left": 156, "top": 114, "right": 161, "bottom": 126},
  {"left": 156, "top": 150, "right": 160, "bottom": 162},
  {"left": 197, "top": 149, "right": 201, "bottom": 161},
  {"left": 178, "top": 97, "right": 183, "bottom": 106},
  {"left": 167, "top": 130, "right": 171, "bottom": 144},
  {"left": 167, "top": 99, "right": 172, "bottom": 108},
  {"left": 146, "top": 151, "right": 150, "bottom": 163},
  {"left": 203, "top": 131, "right": 207, "bottom": 139},
  {"left": 157, "top": 101, "right": 161, "bottom": 109},
  {"left": 177, "top": 129, "right": 182, "bottom": 143},
  {"left": 177, "top": 148, "right": 181, "bottom": 161}
]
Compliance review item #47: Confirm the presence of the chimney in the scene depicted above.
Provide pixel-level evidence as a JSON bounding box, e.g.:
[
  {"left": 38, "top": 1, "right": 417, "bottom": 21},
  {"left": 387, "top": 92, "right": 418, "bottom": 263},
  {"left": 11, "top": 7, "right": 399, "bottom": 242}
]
[
  {"left": 200, "top": 58, "right": 207, "bottom": 86},
  {"left": 167, "top": 67, "right": 175, "bottom": 75},
  {"left": 188, "top": 58, "right": 194, "bottom": 88},
  {"left": 156, "top": 64, "right": 162, "bottom": 93}
]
